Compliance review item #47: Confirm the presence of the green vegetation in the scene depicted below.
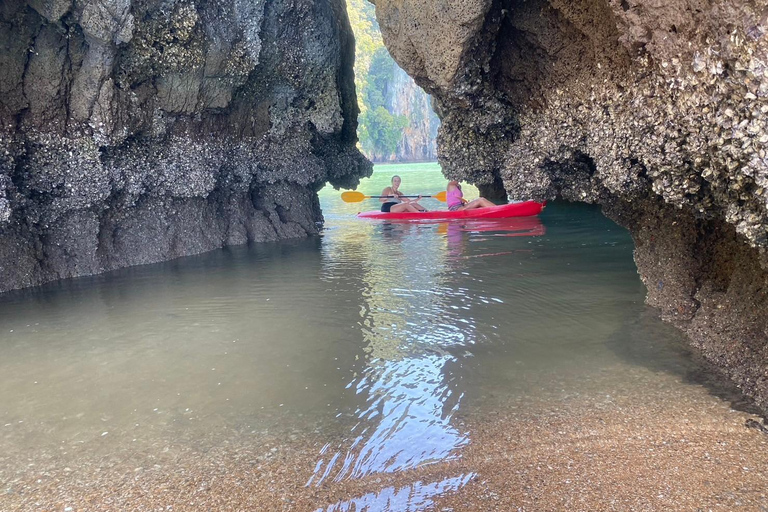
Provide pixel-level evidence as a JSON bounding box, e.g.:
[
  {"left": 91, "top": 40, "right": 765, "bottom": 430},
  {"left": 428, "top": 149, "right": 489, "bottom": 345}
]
[
  {"left": 347, "top": 0, "right": 409, "bottom": 160},
  {"left": 346, "top": 0, "right": 381, "bottom": 103},
  {"left": 359, "top": 107, "right": 409, "bottom": 159}
]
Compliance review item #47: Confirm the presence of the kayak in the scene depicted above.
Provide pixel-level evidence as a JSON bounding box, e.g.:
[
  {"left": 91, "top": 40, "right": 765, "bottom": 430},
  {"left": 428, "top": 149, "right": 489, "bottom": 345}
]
[{"left": 357, "top": 201, "right": 545, "bottom": 220}]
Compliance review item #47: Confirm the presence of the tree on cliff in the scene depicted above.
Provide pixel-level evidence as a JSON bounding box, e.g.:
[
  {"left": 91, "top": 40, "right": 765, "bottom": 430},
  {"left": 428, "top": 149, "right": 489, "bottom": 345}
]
[
  {"left": 347, "top": 0, "right": 437, "bottom": 162},
  {"left": 357, "top": 47, "right": 409, "bottom": 159},
  {"left": 346, "top": 0, "right": 380, "bottom": 107},
  {"left": 359, "top": 107, "right": 410, "bottom": 160}
]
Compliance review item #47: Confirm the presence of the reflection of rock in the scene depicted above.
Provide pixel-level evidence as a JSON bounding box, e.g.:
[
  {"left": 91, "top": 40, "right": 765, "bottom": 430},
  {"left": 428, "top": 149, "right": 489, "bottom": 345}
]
[
  {"left": 373, "top": 0, "right": 768, "bottom": 411},
  {"left": 0, "top": 0, "right": 371, "bottom": 292}
]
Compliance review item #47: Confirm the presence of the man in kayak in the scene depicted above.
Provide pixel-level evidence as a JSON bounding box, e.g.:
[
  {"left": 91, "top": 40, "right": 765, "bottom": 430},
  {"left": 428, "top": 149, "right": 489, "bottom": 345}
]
[
  {"left": 380, "top": 175, "right": 428, "bottom": 213},
  {"left": 446, "top": 181, "right": 495, "bottom": 211}
]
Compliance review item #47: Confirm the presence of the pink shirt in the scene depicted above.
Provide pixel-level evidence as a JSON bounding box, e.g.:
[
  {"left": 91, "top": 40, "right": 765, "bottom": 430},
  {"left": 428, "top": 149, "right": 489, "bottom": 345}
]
[{"left": 447, "top": 187, "right": 463, "bottom": 207}]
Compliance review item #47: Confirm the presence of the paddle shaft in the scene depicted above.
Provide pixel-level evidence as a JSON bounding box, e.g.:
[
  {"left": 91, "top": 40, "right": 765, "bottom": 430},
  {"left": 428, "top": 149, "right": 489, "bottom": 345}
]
[{"left": 369, "top": 195, "right": 433, "bottom": 198}]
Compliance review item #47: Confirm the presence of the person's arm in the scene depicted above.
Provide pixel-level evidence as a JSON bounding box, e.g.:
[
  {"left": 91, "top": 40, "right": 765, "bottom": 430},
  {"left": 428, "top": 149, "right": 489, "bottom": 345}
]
[
  {"left": 381, "top": 187, "right": 393, "bottom": 203},
  {"left": 401, "top": 193, "right": 423, "bottom": 204}
]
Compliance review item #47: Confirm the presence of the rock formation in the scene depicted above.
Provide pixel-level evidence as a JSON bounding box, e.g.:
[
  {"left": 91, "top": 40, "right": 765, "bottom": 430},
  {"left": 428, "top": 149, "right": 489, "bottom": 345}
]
[
  {"left": 388, "top": 65, "right": 439, "bottom": 162},
  {"left": 373, "top": 0, "right": 768, "bottom": 411},
  {"left": 0, "top": 0, "right": 371, "bottom": 293}
]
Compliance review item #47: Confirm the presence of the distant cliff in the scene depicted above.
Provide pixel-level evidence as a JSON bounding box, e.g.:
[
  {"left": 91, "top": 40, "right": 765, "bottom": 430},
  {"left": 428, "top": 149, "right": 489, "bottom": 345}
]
[
  {"left": 347, "top": 0, "right": 438, "bottom": 162},
  {"left": 387, "top": 66, "right": 440, "bottom": 162},
  {"left": 0, "top": 0, "right": 371, "bottom": 293}
]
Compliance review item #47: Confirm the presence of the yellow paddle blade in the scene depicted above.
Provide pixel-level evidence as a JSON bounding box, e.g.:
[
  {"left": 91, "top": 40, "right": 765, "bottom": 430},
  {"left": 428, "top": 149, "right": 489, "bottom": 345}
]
[
  {"left": 341, "top": 191, "right": 368, "bottom": 202},
  {"left": 432, "top": 191, "right": 447, "bottom": 202}
]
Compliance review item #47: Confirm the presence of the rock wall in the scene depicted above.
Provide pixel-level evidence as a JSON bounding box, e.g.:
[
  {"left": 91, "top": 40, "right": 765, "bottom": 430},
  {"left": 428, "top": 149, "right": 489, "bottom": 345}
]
[
  {"left": 388, "top": 65, "right": 439, "bottom": 162},
  {"left": 0, "top": 0, "right": 371, "bottom": 293},
  {"left": 373, "top": 0, "right": 768, "bottom": 411}
]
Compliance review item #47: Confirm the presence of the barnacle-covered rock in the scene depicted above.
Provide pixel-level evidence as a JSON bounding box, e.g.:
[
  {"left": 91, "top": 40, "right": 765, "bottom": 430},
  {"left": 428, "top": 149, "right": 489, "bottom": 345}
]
[
  {"left": 0, "top": 0, "right": 371, "bottom": 292},
  {"left": 374, "top": 0, "right": 768, "bottom": 411}
]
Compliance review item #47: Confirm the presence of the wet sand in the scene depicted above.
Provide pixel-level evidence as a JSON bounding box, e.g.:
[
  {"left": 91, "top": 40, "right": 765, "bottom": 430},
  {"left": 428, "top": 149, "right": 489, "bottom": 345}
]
[
  {"left": 2, "top": 198, "right": 767, "bottom": 511},
  {"left": 4, "top": 369, "right": 767, "bottom": 512}
]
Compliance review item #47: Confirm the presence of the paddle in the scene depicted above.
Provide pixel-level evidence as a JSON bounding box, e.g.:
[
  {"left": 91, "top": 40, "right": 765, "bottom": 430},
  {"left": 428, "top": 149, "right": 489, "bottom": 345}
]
[{"left": 341, "top": 191, "right": 447, "bottom": 203}]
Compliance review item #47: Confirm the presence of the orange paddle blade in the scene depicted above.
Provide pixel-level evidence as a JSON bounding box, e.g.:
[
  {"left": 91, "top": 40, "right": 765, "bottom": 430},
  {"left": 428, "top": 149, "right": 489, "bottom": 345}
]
[{"left": 432, "top": 191, "right": 447, "bottom": 202}]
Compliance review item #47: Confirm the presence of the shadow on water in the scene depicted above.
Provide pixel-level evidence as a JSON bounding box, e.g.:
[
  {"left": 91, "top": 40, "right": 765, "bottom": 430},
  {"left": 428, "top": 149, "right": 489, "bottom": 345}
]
[
  {"left": 606, "top": 308, "right": 764, "bottom": 417},
  {"left": 0, "top": 236, "right": 324, "bottom": 310},
  {"left": 545, "top": 202, "right": 766, "bottom": 417}
]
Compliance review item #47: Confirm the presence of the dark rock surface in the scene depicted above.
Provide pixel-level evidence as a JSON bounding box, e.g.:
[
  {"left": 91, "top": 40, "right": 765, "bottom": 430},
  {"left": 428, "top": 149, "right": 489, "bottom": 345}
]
[
  {"left": 373, "top": 0, "right": 768, "bottom": 411},
  {"left": 0, "top": 0, "right": 371, "bottom": 292}
]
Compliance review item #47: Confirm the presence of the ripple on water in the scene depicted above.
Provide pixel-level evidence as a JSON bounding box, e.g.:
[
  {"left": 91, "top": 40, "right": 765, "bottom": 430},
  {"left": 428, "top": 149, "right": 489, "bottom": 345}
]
[
  {"left": 316, "top": 473, "right": 476, "bottom": 512},
  {"left": 0, "top": 182, "right": 755, "bottom": 510},
  {"left": 307, "top": 354, "right": 468, "bottom": 487}
]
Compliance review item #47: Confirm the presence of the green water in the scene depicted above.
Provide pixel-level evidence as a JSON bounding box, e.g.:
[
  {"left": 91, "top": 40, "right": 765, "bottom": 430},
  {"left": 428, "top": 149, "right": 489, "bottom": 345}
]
[
  {"left": 321, "top": 161, "right": 478, "bottom": 215},
  {"left": 0, "top": 163, "right": 729, "bottom": 510}
]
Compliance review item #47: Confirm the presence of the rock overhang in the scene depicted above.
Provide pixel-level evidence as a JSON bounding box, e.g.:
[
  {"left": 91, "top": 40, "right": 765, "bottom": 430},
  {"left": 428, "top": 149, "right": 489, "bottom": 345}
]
[{"left": 373, "top": 0, "right": 768, "bottom": 412}]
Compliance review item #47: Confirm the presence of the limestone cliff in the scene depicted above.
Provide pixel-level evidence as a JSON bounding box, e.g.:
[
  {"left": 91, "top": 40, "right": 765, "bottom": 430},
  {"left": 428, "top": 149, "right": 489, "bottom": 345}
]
[
  {"left": 388, "top": 65, "right": 439, "bottom": 162},
  {"left": 347, "top": 0, "right": 437, "bottom": 162},
  {"left": 373, "top": 0, "right": 768, "bottom": 411},
  {"left": 0, "top": 0, "right": 371, "bottom": 293}
]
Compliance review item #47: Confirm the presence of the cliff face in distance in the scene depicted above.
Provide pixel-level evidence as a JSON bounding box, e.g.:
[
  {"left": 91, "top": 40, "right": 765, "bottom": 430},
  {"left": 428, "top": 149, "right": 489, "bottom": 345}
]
[
  {"left": 346, "top": 0, "right": 438, "bottom": 162},
  {"left": 0, "top": 0, "right": 371, "bottom": 293},
  {"left": 373, "top": 0, "right": 768, "bottom": 411},
  {"left": 387, "top": 65, "right": 439, "bottom": 162}
]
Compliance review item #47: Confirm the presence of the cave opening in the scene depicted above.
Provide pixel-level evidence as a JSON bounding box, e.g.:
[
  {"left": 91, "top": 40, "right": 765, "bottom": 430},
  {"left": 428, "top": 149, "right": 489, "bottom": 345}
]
[{"left": 346, "top": 0, "right": 440, "bottom": 164}]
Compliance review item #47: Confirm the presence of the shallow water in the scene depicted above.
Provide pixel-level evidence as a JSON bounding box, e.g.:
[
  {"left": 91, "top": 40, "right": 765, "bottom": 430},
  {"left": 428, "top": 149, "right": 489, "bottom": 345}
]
[{"left": 0, "top": 164, "right": 745, "bottom": 510}]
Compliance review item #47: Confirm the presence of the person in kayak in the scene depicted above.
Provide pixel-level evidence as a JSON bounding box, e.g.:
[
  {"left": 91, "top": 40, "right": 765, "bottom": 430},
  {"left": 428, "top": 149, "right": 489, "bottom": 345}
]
[
  {"left": 446, "top": 181, "right": 495, "bottom": 211},
  {"left": 380, "top": 175, "right": 428, "bottom": 213}
]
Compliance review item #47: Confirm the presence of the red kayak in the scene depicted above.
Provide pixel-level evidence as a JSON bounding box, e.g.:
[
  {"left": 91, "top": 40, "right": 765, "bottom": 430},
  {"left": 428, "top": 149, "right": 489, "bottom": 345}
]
[{"left": 357, "top": 201, "right": 545, "bottom": 220}]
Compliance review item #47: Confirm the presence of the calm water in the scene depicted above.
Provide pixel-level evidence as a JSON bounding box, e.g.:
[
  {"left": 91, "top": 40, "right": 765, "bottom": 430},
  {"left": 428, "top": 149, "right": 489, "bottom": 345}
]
[{"left": 0, "top": 163, "right": 724, "bottom": 509}]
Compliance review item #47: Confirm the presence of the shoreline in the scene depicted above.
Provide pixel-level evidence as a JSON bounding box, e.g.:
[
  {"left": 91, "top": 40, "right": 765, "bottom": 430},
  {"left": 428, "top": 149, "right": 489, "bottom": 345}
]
[{"left": 5, "top": 369, "right": 767, "bottom": 511}]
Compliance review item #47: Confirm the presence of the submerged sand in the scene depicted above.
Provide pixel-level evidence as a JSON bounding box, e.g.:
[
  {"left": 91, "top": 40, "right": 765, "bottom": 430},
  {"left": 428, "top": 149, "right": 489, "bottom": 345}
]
[{"left": 3, "top": 366, "right": 767, "bottom": 512}]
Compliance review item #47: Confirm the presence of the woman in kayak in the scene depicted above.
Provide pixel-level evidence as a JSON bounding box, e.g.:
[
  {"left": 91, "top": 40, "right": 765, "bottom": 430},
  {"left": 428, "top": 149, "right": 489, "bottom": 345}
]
[
  {"left": 380, "top": 175, "right": 428, "bottom": 213},
  {"left": 446, "top": 181, "right": 495, "bottom": 211}
]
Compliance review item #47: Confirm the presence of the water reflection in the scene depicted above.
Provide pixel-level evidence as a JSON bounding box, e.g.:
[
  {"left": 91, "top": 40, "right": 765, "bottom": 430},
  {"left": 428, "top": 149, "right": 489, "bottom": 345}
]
[
  {"left": 310, "top": 218, "right": 545, "bottom": 497},
  {"left": 307, "top": 354, "right": 466, "bottom": 486},
  {"left": 2, "top": 188, "right": 749, "bottom": 511},
  {"left": 316, "top": 473, "right": 476, "bottom": 512},
  {"left": 439, "top": 217, "right": 545, "bottom": 258}
]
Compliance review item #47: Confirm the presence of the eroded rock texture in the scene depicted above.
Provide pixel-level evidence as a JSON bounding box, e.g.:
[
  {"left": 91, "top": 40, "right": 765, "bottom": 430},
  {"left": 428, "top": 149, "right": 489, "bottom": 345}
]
[
  {"left": 373, "top": 0, "right": 768, "bottom": 411},
  {"left": 0, "top": 0, "right": 371, "bottom": 292}
]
